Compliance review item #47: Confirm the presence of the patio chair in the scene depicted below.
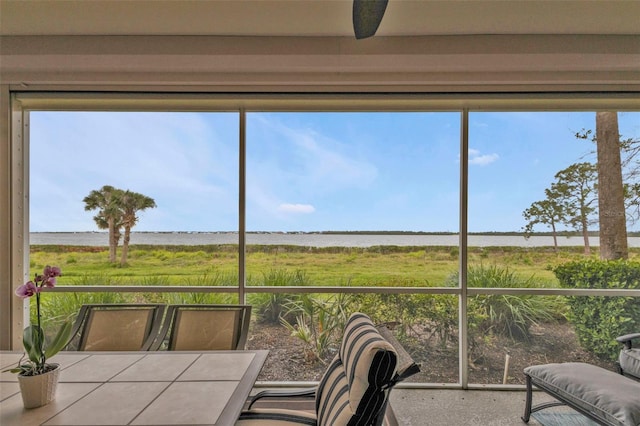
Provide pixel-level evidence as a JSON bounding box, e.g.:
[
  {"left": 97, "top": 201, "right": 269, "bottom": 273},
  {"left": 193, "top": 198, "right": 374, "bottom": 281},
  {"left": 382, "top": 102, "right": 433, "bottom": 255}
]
[
  {"left": 66, "top": 303, "right": 166, "bottom": 351},
  {"left": 617, "top": 332, "right": 640, "bottom": 380},
  {"left": 237, "top": 312, "right": 420, "bottom": 426},
  {"left": 149, "top": 304, "right": 252, "bottom": 351}
]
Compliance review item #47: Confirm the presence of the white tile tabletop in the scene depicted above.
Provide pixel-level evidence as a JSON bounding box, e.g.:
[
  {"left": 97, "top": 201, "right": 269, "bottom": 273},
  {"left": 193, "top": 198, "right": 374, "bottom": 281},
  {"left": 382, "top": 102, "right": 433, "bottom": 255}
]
[{"left": 0, "top": 350, "right": 268, "bottom": 426}]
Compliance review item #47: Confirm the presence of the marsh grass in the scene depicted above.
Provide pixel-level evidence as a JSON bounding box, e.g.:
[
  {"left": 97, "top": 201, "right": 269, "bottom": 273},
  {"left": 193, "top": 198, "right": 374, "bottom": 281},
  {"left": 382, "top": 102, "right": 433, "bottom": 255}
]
[
  {"left": 30, "top": 244, "right": 617, "bottom": 288},
  {"left": 28, "top": 244, "right": 610, "bottom": 336}
]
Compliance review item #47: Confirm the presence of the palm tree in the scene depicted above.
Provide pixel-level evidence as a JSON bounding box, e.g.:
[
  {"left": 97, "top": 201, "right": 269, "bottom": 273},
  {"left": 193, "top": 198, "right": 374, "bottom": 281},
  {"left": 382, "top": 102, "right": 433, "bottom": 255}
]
[
  {"left": 118, "top": 190, "right": 156, "bottom": 266},
  {"left": 83, "top": 185, "right": 123, "bottom": 263}
]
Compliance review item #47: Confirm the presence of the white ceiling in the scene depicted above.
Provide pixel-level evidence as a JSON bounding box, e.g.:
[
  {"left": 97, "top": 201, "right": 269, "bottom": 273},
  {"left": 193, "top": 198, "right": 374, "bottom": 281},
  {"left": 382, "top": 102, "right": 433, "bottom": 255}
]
[{"left": 1, "top": 0, "right": 639, "bottom": 37}]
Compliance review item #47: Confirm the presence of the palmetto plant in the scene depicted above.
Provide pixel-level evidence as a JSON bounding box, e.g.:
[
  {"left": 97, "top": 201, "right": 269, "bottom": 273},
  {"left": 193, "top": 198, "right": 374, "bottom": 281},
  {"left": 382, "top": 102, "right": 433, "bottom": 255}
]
[
  {"left": 281, "top": 293, "right": 353, "bottom": 364},
  {"left": 465, "top": 264, "right": 565, "bottom": 341},
  {"left": 249, "top": 269, "right": 307, "bottom": 324}
]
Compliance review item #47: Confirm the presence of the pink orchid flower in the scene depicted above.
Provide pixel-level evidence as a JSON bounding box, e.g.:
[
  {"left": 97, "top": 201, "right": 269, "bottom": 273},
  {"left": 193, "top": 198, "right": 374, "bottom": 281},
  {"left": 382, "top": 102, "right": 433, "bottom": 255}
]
[
  {"left": 41, "top": 265, "right": 61, "bottom": 287},
  {"left": 42, "top": 277, "right": 57, "bottom": 288},
  {"left": 15, "top": 281, "right": 38, "bottom": 298},
  {"left": 43, "top": 265, "right": 62, "bottom": 278}
]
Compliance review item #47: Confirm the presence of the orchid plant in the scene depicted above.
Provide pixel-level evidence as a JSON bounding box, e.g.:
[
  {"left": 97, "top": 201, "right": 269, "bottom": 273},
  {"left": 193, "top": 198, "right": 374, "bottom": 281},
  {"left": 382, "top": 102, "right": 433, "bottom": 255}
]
[{"left": 5, "top": 266, "right": 73, "bottom": 376}]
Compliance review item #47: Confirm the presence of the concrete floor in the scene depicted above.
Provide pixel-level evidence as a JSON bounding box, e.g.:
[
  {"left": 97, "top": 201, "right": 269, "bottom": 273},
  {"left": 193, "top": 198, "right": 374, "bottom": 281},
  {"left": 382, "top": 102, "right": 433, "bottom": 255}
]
[
  {"left": 389, "top": 389, "right": 552, "bottom": 426},
  {"left": 249, "top": 387, "right": 558, "bottom": 425}
]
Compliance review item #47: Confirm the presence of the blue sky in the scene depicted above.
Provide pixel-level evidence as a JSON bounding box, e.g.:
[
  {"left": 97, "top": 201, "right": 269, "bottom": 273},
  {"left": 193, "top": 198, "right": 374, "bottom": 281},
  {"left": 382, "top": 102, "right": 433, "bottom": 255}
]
[{"left": 30, "top": 110, "right": 639, "bottom": 233}]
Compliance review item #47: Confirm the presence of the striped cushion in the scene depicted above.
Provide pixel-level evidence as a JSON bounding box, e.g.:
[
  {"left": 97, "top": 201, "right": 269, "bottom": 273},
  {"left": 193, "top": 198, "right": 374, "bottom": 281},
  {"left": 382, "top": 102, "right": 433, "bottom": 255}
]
[
  {"left": 237, "top": 408, "right": 317, "bottom": 425},
  {"left": 315, "top": 313, "right": 398, "bottom": 426}
]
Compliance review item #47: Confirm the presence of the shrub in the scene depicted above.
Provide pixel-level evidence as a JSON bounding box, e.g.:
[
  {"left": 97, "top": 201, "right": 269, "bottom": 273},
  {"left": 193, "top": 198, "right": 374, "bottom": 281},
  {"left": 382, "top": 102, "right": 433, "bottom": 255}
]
[
  {"left": 248, "top": 269, "right": 307, "bottom": 323},
  {"left": 458, "top": 264, "right": 565, "bottom": 342},
  {"left": 354, "top": 293, "right": 458, "bottom": 347},
  {"left": 280, "top": 293, "right": 354, "bottom": 363},
  {"left": 554, "top": 259, "right": 640, "bottom": 360}
]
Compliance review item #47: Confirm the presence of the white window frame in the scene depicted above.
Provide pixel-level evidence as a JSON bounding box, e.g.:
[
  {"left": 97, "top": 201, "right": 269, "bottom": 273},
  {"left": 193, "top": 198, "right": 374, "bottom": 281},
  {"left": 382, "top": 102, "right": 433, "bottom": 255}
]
[{"left": 4, "top": 91, "right": 640, "bottom": 389}]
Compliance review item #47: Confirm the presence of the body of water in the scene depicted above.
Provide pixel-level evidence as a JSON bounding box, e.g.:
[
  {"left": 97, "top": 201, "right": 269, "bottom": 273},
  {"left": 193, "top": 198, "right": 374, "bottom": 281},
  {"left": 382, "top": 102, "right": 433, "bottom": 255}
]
[{"left": 29, "top": 232, "right": 640, "bottom": 248}]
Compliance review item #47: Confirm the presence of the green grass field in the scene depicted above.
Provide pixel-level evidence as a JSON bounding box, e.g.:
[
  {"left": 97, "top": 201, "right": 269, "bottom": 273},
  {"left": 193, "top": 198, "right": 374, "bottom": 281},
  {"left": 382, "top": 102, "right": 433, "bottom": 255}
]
[{"left": 30, "top": 244, "right": 633, "bottom": 288}]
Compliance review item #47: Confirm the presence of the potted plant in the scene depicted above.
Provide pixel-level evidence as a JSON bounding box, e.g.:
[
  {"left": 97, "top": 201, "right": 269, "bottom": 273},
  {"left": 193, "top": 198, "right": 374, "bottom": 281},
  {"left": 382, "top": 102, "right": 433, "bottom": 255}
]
[{"left": 4, "top": 266, "right": 73, "bottom": 408}]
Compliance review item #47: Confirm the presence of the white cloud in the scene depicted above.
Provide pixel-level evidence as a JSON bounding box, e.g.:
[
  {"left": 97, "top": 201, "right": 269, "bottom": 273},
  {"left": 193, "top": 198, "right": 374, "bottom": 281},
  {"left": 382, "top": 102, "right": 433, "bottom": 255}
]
[
  {"left": 471, "top": 120, "right": 490, "bottom": 128},
  {"left": 469, "top": 149, "right": 499, "bottom": 166},
  {"left": 277, "top": 203, "right": 316, "bottom": 214},
  {"left": 253, "top": 115, "right": 378, "bottom": 192}
]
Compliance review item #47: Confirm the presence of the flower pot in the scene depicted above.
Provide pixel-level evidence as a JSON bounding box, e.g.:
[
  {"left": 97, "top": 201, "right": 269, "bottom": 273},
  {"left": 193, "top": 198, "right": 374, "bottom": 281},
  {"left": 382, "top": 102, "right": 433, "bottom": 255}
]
[{"left": 17, "top": 364, "right": 60, "bottom": 409}]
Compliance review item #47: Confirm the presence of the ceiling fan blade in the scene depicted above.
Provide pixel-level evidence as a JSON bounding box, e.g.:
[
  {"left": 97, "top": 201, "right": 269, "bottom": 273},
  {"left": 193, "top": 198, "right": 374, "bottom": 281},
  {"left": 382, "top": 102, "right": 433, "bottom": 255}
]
[{"left": 352, "top": 0, "right": 389, "bottom": 39}]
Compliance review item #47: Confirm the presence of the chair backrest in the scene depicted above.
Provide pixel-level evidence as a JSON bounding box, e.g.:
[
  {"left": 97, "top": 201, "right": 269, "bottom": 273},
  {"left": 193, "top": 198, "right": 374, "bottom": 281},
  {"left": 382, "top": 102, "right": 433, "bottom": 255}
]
[
  {"left": 69, "top": 304, "right": 165, "bottom": 351},
  {"left": 151, "top": 304, "right": 252, "bottom": 351},
  {"left": 315, "top": 312, "right": 402, "bottom": 426}
]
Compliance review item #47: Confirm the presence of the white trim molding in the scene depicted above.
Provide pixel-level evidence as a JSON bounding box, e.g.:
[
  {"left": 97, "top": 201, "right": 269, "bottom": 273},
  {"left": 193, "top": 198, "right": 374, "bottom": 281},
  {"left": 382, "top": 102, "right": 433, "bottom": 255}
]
[{"left": 1, "top": 35, "right": 639, "bottom": 93}]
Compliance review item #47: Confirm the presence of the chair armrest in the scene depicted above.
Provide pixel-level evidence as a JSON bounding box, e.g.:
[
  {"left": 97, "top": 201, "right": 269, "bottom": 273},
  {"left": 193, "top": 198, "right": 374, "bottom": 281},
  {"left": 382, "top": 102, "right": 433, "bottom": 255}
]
[
  {"left": 377, "top": 325, "right": 421, "bottom": 381},
  {"left": 246, "top": 388, "right": 316, "bottom": 410},
  {"left": 616, "top": 332, "right": 640, "bottom": 349}
]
